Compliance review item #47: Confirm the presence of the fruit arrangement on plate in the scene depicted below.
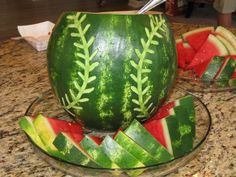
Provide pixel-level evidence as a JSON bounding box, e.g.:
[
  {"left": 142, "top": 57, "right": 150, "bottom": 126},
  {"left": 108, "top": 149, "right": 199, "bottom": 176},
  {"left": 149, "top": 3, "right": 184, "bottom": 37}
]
[
  {"left": 176, "top": 26, "right": 236, "bottom": 92},
  {"left": 19, "top": 12, "right": 211, "bottom": 176},
  {"left": 19, "top": 89, "right": 211, "bottom": 177}
]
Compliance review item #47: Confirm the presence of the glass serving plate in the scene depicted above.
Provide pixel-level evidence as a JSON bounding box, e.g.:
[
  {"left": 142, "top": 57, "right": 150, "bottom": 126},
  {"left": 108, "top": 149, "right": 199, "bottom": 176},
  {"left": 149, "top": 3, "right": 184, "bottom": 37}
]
[
  {"left": 24, "top": 87, "right": 211, "bottom": 177},
  {"left": 177, "top": 68, "right": 236, "bottom": 93}
]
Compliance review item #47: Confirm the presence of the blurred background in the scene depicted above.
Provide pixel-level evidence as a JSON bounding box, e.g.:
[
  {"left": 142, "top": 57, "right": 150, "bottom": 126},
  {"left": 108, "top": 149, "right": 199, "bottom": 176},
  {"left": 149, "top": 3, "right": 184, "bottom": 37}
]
[{"left": 1, "top": 0, "right": 236, "bottom": 41}]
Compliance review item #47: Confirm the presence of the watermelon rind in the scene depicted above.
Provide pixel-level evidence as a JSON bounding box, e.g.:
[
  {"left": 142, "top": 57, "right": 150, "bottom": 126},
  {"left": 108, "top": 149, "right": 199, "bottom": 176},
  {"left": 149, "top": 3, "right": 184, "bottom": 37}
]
[
  {"left": 33, "top": 114, "right": 62, "bottom": 156},
  {"left": 124, "top": 119, "right": 173, "bottom": 162},
  {"left": 114, "top": 131, "right": 159, "bottom": 166},
  {"left": 215, "top": 26, "right": 236, "bottom": 50},
  {"left": 53, "top": 132, "right": 99, "bottom": 167},
  {"left": 201, "top": 56, "right": 224, "bottom": 82},
  {"left": 19, "top": 116, "right": 47, "bottom": 151},
  {"left": 215, "top": 58, "right": 236, "bottom": 87},
  {"left": 101, "top": 136, "right": 144, "bottom": 168},
  {"left": 101, "top": 136, "right": 145, "bottom": 176},
  {"left": 170, "top": 106, "right": 195, "bottom": 155},
  {"left": 80, "top": 136, "right": 119, "bottom": 168},
  {"left": 175, "top": 95, "right": 195, "bottom": 135},
  {"left": 182, "top": 26, "right": 214, "bottom": 50},
  {"left": 229, "top": 77, "right": 236, "bottom": 86},
  {"left": 216, "top": 35, "right": 236, "bottom": 55}
]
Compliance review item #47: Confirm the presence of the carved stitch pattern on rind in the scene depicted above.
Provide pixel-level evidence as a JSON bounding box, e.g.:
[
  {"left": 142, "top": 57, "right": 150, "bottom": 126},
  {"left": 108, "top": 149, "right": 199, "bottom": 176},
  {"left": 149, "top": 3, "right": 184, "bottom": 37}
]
[
  {"left": 61, "top": 13, "right": 99, "bottom": 113},
  {"left": 130, "top": 15, "right": 166, "bottom": 119}
]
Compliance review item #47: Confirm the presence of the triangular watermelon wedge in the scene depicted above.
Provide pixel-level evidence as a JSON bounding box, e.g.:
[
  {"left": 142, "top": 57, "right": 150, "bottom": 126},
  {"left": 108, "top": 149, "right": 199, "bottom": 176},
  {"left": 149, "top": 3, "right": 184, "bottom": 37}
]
[
  {"left": 215, "top": 26, "right": 236, "bottom": 50},
  {"left": 33, "top": 114, "right": 84, "bottom": 153},
  {"left": 176, "top": 38, "right": 186, "bottom": 68},
  {"left": 144, "top": 105, "right": 195, "bottom": 158},
  {"left": 182, "top": 27, "right": 214, "bottom": 51},
  {"left": 183, "top": 42, "right": 196, "bottom": 64},
  {"left": 187, "top": 34, "right": 228, "bottom": 69}
]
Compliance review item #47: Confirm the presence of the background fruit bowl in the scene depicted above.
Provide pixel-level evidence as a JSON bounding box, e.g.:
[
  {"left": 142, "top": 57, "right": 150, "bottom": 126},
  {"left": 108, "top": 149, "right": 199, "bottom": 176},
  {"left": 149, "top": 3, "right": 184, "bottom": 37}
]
[
  {"left": 177, "top": 68, "right": 236, "bottom": 92},
  {"left": 24, "top": 87, "right": 211, "bottom": 177}
]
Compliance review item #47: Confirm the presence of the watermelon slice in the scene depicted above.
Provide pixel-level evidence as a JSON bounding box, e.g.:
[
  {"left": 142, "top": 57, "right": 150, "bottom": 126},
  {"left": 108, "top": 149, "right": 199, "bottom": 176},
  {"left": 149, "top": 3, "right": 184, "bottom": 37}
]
[
  {"left": 215, "top": 26, "right": 236, "bottom": 50},
  {"left": 187, "top": 34, "right": 228, "bottom": 69},
  {"left": 214, "top": 57, "right": 236, "bottom": 86},
  {"left": 182, "top": 26, "right": 214, "bottom": 51},
  {"left": 146, "top": 95, "right": 194, "bottom": 122},
  {"left": 53, "top": 132, "right": 99, "bottom": 167},
  {"left": 19, "top": 116, "right": 47, "bottom": 151},
  {"left": 114, "top": 131, "right": 158, "bottom": 166},
  {"left": 101, "top": 135, "right": 145, "bottom": 168},
  {"left": 176, "top": 38, "right": 186, "bottom": 68},
  {"left": 124, "top": 119, "right": 173, "bottom": 163},
  {"left": 193, "top": 60, "right": 210, "bottom": 77},
  {"left": 144, "top": 106, "right": 195, "bottom": 158},
  {"left": 200, "top": 56, "right": 224, "bottom": 81},
  {"left": 215, "top": 34, "right": 236, "bottom": 55},
  {"left": 80, "top": 135, "right": 119, "bottom": 168},
  {"left": 33, "top": 114, "right": 83, "bottom": 154},
  {"left": 183, "top": 42, "right": 196, "bottom": 64}
]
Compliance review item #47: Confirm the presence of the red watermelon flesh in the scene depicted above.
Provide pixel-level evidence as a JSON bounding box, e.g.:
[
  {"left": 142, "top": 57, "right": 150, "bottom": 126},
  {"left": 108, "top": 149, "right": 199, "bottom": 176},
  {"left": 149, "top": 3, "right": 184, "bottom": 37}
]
[
  {"left": 47, "top": 117, "right": 84, "bottom": 134},
  {"left": 187, "top": 34, "right": 228, "bottom": 69},
  {"left": 144, "top": 119, "right": 167, "bottom": 148},
  {"left": 183, "top": 42, "right": 196, "bottom": 64},
  {"left": 176, "top": 38, "right": 186, "bottom": 68},
  {"left": 182, "top": 26, "right": 214, "bottom": 51},
  {"left": 146, "top": 101, "right": 175, "bottom": 123},
  {"left": 89, "top": 135, "right": 103, "bottom": 145},
  {"left": 66, "top": 132, "right": 84, "bottom": 144}
]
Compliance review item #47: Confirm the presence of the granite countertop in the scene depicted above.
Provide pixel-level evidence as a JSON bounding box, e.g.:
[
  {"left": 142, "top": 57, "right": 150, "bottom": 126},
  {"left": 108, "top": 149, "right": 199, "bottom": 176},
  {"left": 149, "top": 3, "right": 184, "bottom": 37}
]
[{"left": 0, "top": 23, "right": 235, "bottom": 177}]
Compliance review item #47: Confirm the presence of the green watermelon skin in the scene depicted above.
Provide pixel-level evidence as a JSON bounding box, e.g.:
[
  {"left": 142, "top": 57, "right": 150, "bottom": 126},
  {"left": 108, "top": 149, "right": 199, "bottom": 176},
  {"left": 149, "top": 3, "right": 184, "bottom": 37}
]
[
  {"left": 114, "top": 131, "right": 158, "bottom": 166},
  {"left": 124, "top": 119, "right": 173, "bottom": 162},
  {"left": 19, "top": 116, "right": 47, "bottom": 152},
  {"left": 53, "top": 132, "right": 99, "bottom": 167},
  {"left": 215, "top": 57, "right": 236, "bottom": 86},
  {"left": 201, "top": 56, "right": 224, "bottom": 82},
  {"left": 101, "top": 136, "right": 144, "bottom": 168},
  {"left": 80, "top": 136, "right": 119, "bottom": 168},
  {"left": 47, "top": 12, "right": 177, "bottom": 130}
]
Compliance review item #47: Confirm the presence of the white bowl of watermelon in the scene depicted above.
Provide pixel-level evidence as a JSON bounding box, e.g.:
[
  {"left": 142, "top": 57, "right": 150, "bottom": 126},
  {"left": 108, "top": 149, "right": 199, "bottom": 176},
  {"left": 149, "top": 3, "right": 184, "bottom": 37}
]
[
  {"left": 20, "top": 87, "right": 211, "bottom": 177},
  {"left": 176, "top": 26, "right": 236, "bottom": 92}
]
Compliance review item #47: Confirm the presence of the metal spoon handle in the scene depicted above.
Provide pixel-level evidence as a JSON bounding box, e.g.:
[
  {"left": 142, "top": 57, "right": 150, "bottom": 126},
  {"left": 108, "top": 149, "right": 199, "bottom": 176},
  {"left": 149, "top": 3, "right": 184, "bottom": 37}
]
[{"left": 137, "top": 0, "right": 166, "bottom": 14}]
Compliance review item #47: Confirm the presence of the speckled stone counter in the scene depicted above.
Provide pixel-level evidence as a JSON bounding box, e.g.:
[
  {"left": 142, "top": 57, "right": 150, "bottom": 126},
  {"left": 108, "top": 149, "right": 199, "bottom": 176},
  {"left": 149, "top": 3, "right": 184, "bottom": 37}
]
[{"left": 0, "top": 23, "right": 235, "bottom": 177}]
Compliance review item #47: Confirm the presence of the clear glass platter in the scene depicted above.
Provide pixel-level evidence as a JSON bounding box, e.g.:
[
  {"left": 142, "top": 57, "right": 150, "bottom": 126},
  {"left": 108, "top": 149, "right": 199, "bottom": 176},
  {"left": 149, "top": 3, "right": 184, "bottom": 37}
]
[
  {"left": 24, "top": 87, "right": 211, "bottom": 177},
  {"left": 177, "top": 69, "right": 236, "bottom": 93}
]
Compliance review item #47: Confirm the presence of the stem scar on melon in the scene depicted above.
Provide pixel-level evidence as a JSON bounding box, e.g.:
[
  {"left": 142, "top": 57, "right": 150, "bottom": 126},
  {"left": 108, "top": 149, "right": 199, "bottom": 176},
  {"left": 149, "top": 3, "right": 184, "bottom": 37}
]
[
  {"left": 61, "top": 12, "right": 99, "bottom": 114},
  {"left": 130, "top": 15, "right": 166, "bottom": 119}
]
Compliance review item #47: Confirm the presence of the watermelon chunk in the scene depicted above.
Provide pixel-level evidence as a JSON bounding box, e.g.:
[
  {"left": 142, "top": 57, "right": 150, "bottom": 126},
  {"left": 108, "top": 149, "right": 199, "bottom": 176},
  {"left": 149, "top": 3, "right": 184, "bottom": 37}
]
[
  {"left": 215, "top": 26, "right": 236, "bottom": 50},
  {"left": 53, "top": 132, "right": 99, "bottom": 167},
  {"left": 187, "top": 34, "right": 228, "bottom": 69},
  {"left": 176, "top": 38, "right": 186, "bottom": 68},
  {"left": 201, "top": 56, "right": 224, "bottom": 81},
  {"left": 182, "top": 27, "right": 214, "bottom": 51},
  {"left": 114, "top": 131, "right": 158, "bottom": 166}
]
